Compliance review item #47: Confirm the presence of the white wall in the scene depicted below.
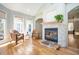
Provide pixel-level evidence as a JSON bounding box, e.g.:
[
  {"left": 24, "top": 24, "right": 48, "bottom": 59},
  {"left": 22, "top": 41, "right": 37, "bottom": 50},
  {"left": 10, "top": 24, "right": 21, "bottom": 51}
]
[
  {"left": 42, "top": 3, "right": 68, "bottom": 47},
  {"left": 43, "top": 4, "right": 65, "bottom": 22}
]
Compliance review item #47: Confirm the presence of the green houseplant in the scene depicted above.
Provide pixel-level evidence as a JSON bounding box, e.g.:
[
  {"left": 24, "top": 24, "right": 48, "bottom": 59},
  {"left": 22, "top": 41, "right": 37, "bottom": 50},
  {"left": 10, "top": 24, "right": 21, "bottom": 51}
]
[{"left": 54, "top": 14, "right": 63, "bottom": 23}]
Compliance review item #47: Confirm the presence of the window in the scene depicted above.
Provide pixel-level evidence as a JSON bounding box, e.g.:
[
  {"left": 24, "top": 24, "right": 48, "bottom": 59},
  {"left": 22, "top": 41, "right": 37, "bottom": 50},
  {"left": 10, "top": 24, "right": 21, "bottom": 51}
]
[
  {"left": 14, "top": 16, "right": 24, "bottom": 33},
  {"left": 28, "top": 24, "right": 31, "bottom": 32},
  {"left": 68, "top": 23, "right": 74, "bottom": 31},
  {"left": 0, "top": 19, "right": 5, "bottom": 40},
  {"left": 0, "top": 10, "right": 6, "bottom": 40}
]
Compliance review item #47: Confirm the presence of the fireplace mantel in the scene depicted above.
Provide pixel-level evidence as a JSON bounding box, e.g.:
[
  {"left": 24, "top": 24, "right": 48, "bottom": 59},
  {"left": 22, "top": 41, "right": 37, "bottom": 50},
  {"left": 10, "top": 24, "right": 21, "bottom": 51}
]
[{"left": 41, "top": 21, "right": 62, "bottom": 25}]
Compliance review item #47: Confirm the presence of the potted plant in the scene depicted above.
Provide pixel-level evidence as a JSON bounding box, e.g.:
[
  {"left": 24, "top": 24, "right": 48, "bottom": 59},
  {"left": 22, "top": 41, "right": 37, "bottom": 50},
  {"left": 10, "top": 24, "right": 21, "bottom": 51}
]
[{"left": 54, "top": 14, "right": 63, "bottom": 23}]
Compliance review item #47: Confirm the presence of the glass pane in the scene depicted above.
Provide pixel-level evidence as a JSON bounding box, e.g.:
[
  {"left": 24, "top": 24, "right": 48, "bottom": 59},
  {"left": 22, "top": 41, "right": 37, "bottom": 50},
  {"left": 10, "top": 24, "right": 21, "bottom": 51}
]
[
  {"left": 0, "top": 19, "right": 5, "bottom": 40},
  {"left": 14, "top": 17, "right": 23, "bottom": 33},
  {"left": 16, "top": 23, "right": 21, "bottom": 32},
  {"left": 28, "top": 24, "right": 31, "bottom": 32}
]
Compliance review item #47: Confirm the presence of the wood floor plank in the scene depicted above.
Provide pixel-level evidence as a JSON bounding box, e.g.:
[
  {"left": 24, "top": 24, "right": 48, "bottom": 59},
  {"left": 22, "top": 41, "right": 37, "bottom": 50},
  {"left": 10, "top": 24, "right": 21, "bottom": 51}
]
[{"left": 0, "top": 39, "right": 79, "bottom": 55}]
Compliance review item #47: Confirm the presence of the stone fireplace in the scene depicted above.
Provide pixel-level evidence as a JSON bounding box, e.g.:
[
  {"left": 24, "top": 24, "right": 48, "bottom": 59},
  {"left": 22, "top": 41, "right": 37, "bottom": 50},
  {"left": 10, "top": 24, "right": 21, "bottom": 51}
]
[
  {"left": 42, "top": 22, "right": 68, "bottom": 47},
  {"left": 45, "top": 28, "right": 58, "bottom": 43}
]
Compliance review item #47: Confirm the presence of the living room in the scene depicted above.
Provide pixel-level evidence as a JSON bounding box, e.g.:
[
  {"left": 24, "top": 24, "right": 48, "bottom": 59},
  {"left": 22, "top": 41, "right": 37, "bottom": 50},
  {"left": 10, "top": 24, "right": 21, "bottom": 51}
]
[{"left": 0, "top": 3, "right": 79, "bottom": 55}]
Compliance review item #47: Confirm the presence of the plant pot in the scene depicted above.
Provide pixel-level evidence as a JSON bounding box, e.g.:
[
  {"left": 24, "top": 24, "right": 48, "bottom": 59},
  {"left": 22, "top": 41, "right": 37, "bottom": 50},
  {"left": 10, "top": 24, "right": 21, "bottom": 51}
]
[{"left": 57, "top": 20, "right": 62, "bottom": 23}]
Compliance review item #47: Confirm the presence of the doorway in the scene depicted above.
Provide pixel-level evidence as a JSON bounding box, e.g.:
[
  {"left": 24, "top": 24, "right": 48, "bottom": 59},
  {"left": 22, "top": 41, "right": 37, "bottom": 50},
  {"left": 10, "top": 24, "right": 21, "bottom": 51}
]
[
  {"left": 26, "top": 20, "right": 33, "bottom": 36},
  {"left": 35, "top": 18, "right": 43, "bottom": 39},
  {"left": 68, "top": 6, "right": 79, "bottom": 49}
]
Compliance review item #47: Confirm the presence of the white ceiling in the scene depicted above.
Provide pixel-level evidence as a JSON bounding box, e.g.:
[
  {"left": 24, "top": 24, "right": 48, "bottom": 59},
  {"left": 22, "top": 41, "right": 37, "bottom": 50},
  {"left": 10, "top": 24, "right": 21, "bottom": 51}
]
[{"left": 1, "top": 3, "right": 44, "bottom": 16}]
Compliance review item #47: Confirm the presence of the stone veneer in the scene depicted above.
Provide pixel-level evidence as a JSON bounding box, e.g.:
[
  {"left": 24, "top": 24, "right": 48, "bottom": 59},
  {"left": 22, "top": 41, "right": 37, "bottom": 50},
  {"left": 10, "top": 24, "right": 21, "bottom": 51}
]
[{"left": 42, "top": 23, "right": 68, "bottom": 47}]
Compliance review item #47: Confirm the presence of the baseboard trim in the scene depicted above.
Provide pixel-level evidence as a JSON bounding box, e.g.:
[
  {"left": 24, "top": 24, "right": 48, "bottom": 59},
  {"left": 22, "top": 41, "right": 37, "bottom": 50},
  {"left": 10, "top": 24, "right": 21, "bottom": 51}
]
[{"left": 68, "top": 47, "right": 79, "bottom": 51}]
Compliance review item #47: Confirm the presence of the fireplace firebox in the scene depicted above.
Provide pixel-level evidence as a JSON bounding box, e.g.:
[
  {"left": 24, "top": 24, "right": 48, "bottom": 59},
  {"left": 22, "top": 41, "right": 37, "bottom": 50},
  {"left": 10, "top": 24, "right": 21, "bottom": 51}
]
[{"left": 45, "top": 28, "right": 58, "bottom": 43}]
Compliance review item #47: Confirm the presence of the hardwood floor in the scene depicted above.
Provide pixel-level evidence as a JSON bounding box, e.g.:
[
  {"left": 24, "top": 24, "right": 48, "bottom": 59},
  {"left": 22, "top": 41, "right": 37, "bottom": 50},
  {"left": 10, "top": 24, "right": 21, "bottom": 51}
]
[
  {"left": 68, "top": 34, "right": 76, "bottom": 48},
  {"left": 0, "top": 38, "right": 79, "bottom": 55}
]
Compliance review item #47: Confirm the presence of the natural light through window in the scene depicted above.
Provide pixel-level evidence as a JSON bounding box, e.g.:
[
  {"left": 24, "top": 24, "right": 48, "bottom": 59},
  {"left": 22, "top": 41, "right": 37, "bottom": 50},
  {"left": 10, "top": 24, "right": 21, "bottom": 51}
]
[{"left": 14, "top": 16, "right": 24, "bottom": 33}]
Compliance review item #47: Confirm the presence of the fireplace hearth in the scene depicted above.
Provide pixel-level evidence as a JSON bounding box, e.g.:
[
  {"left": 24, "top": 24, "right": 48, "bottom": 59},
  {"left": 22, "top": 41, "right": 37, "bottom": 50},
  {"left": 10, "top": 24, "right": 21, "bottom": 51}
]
[{"left": 45, "top": 28, "right": 58, "bottom": 43}]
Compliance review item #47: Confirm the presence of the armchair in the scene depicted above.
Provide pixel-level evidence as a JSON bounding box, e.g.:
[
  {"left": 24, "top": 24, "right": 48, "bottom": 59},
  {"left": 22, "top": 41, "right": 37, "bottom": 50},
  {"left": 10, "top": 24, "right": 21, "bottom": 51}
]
[{"left": 10, "top": 30, "right": 24, "bottom": 45}]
